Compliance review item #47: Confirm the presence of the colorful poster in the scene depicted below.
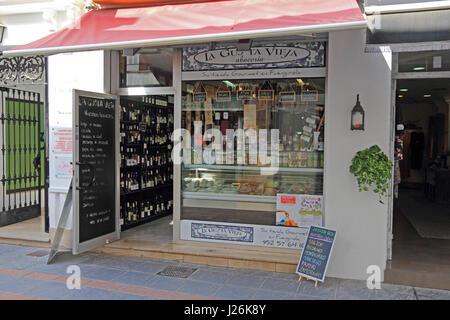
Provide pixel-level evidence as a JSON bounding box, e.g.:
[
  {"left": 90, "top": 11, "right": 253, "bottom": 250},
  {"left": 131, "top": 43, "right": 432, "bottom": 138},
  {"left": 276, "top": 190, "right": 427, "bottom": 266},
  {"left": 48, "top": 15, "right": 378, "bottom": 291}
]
[{"left": 276, "top": 193, "right": 323, "bottom": 228}]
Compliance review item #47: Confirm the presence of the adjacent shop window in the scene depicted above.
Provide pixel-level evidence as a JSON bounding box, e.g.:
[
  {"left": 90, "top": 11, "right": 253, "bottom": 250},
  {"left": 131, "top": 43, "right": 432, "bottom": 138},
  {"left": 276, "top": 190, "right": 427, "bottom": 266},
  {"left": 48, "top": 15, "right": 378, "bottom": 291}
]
[
  {"left": 119, "top": 48, "right": 173, "bottom": 87},
  {"left": 180, "top": 78, "right": 325, "bottom": 226},
  {"left": 398, "top": 50, "right": 450, "bottom": 73}
]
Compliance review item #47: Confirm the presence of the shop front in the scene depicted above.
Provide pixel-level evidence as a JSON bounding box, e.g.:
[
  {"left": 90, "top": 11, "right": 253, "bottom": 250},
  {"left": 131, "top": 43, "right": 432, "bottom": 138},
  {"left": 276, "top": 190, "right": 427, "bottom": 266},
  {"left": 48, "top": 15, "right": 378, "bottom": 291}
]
[{"left": 3, "top": 0, "right": 395, "bottom": 281}]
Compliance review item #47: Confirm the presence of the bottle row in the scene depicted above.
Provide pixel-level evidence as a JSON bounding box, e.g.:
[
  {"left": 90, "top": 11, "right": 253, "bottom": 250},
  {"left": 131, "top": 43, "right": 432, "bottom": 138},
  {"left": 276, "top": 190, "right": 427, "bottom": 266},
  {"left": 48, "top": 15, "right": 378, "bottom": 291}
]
[
  {"left": 121, "top": 150, "right": 172, "bottom": 168},
  {"left": 121, "top": 103, "right": 173, "bottom": 126},
  {"left": 120, "top": 195, "right": 173, "bottom": 226},
  {"left": 120, "top": 169, "right": 173, "bottom": 193},
  {"left": 121, "top": 129, "right": 171, "bottom": 146}
]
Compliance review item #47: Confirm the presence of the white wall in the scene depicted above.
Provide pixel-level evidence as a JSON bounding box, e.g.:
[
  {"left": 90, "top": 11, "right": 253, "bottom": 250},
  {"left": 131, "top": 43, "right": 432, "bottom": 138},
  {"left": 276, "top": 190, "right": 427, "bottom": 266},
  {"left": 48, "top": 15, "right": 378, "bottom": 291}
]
[
  {"left": 48, "top": 51, "right": 105, "bottom": 243},
  {"left": 324, "top": 29, "right": 392, "bottom": 281}
]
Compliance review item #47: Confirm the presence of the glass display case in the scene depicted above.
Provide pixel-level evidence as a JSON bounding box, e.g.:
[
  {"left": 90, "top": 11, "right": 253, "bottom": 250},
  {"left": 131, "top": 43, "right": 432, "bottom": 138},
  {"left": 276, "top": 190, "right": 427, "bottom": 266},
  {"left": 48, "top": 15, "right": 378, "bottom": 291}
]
[{"left": 182, "top": 164, "right": 323, "bottom": 203}]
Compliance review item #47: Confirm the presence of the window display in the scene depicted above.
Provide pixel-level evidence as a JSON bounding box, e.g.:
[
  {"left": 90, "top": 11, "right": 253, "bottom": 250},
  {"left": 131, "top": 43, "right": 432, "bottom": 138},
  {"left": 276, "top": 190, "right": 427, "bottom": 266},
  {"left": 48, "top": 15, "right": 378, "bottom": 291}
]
[{"left": 181, "top": 78, "right": 325, "bottom": 225}]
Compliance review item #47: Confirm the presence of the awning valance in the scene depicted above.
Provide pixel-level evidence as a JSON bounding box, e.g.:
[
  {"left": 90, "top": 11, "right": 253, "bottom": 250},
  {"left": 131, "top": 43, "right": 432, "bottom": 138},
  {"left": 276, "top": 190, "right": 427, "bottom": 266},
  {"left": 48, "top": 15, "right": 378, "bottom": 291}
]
[{"left": 3, "top": 0, "right": 366, "bottom": 57}]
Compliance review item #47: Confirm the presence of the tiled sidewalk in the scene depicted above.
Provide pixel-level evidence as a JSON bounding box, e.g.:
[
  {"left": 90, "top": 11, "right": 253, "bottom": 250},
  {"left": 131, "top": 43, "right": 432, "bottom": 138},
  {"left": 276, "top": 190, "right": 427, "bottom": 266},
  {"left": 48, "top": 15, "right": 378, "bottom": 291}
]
[{"left": 0, "top": 244, "right": 449, "bottom": 300}]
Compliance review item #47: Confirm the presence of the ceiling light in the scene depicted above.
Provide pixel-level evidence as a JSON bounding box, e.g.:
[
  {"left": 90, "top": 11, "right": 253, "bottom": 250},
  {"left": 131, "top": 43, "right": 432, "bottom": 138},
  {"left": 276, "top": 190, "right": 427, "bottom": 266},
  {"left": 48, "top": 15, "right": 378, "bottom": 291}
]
[
  {"left": 399, "top": 89, "right": 408, "bottom": 92},
  {"left": 424, "top": 94, "right": 432, "bottom": 98},
  {"left": 398, "top": 95, "right": 404, "bottom": 98},
  {"left": 413, "top": 66, "right": 425, "bottom": 71}
]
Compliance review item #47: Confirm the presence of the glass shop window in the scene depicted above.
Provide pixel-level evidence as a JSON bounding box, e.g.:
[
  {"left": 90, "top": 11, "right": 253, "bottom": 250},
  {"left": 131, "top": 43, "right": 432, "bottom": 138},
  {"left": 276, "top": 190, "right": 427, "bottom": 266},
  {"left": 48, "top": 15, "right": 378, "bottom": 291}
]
[
  {"left": 180, "top": 78, "right": 325, "bottom": 226},
  {"left": 119, "top": 48, "right": 173, "bottom": 87}
]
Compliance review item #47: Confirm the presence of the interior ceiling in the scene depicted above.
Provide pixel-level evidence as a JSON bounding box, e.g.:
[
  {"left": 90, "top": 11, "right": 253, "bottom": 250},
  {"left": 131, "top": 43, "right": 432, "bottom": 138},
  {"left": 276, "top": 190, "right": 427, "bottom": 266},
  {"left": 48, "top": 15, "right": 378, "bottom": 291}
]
[
  {"left": 398, "top": 50, "right": 450, "bottom": 73},
  {"left": 397, "top": 78, "right": 450, "bottom": 104}
]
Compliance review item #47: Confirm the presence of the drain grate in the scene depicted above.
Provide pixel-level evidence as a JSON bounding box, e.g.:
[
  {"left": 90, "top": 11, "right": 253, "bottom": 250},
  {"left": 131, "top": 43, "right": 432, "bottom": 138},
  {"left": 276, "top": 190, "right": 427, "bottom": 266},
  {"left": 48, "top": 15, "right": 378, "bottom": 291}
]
[
  {"left": 26, "top": 250, "right": 50, "bottom": 257},
  {"left": 157, "top": 265, "right": 197, "bottom": 278}
]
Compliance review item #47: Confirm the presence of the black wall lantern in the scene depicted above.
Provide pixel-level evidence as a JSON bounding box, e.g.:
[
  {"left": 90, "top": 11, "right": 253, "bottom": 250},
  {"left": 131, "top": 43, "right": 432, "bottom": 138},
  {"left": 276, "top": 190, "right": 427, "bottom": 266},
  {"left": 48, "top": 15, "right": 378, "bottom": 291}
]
[{"left": 351, "top": 94, "right": 365, "bottom": 131}]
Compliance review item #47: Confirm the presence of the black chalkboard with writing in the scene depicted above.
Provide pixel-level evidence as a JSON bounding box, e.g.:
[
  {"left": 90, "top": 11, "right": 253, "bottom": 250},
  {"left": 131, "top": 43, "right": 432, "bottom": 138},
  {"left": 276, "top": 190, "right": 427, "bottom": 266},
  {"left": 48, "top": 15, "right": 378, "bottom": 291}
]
[
  {"left": 296, "top": 225, "right": 337, "bottom": 282},
  {"left": 77, "top": 95, "right": 116, "bottom": 243}
]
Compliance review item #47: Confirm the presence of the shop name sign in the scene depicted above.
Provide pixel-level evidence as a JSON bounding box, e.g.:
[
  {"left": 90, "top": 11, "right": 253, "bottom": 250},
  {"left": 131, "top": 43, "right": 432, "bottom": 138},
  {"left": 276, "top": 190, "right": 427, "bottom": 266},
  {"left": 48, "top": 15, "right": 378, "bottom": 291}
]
[
  {"left": 191, "top": 223, "right": 253, "bottom": 242},
  {"left": 183, "top": 42, "right": 325, "bottom": 72},
  {"left": 194, "top": 46, "right": 310, "bottom": 66},
  {"left": 181, "top": 220, "right": 309, "bottom": 250}
]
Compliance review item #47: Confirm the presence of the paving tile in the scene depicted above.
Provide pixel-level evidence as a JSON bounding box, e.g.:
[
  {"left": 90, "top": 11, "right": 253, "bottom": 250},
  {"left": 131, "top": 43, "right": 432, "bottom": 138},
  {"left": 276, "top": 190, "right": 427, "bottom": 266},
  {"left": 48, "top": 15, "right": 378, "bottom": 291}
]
[
  {"left": 294, "top": 294, "right": 329, "bottom": 300},
  {"left": 147, "top": 275, "right": 186, "bottom": 291},
  {"left": 24, "top": 281, "right": 72, "bottom": 300},
  {"left": 0, "top": 256, "right": 39, "bottom": 269},
  {"left": 178, "top": 280, "right": 220, "bottom": 296},
  {"left": 50, "top": 252, "right": 93, "bottom": 265},
  {"left": 27, "top": 262, "right": 72, "bottom": 276},
  {"left": 260, "top": 278, "right": 300, "bottom": 294},
  {"left": 0, "top": 274, "right": 16, "bottom": 283},
  {"left": 336, "top": 279, "right": 372, "bottom": 300},
  {"left": 213, "top": 285, "right": 256, "bottom": 300},
  {"left": 189, "top": 269, "right": 233, "bottom": 284},
  {"left": 372, "top": 283, "right": 415, "bottom": 300},
  {"left": 226, "top": 274, "right": 265, "bottom": 289},
  {"left": 109, "top": 271, "right": 155, "bottom": 287},
  {"left": 251, "top": 289, "right": 292, "bottom": 300},
  {"left": 236, "top": 268, "right": 278, "bottom": 277},
  {"left": 126, "top": 261, "right": 167, "bottom": 274},
  {"left": 415, "top": 287, "right": 450, "bottom": 300},
  {"left": 0, "top": 277, "right": 47, "bottom": 295},
  {"left": 297, "top": 277, "right": 339, "bottom": 299},
  {"left": 372, "top": 292, "right": 416, "bottom": 300},
  {"left": 80, "top": 265, "right": 126, "bottom": 282},
  {"left": 98, "top": 290, "right": 151, "bottom": 300},
  {"left": 59, "top": 287, "right": 116, "bottom": 300},
  {"left": 268, "top": 272, "right": 300, "bottom": 281}
]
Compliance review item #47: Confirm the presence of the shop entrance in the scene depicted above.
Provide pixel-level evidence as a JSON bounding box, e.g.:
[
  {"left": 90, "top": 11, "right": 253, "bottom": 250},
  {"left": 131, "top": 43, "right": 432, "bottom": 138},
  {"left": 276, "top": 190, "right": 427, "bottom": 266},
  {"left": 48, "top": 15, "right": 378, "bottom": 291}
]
[
  {"left": 118, "top": 95, "right": 174, "bottom": 243},
  {"left": 387, "top": 76, "right": 450, "bottom": 290}
]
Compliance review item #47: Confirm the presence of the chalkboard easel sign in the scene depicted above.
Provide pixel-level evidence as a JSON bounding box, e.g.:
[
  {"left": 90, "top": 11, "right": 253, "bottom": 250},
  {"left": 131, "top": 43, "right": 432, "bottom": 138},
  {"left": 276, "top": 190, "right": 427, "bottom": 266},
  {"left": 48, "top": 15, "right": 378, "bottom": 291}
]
[
  {"left": 72, "top": 89, "right": 120, "bottom": 255},
  {"left": 296, "top": 225, "right": 337, "bottom": 287}
]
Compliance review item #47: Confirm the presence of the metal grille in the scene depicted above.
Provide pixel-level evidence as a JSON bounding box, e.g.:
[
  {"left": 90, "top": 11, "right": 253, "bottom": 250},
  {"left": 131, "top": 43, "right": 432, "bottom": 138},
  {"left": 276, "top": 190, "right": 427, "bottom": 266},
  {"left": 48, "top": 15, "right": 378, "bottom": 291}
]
[
  {"left": 0, "top": 87, "right": 43, "bottom": 227},
  {"left": 157, "top": 265, "right": 197, "bottom": 278}
]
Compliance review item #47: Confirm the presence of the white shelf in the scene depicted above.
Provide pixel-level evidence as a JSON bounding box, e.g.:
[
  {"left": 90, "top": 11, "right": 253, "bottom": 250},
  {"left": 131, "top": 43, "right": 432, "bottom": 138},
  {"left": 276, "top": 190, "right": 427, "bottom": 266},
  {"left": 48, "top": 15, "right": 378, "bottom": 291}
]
[
  {"left": 183, "top": 191, "right": 276, "bottom": 203},
  {"left": 183, "top": 164, "right": 323, "bottom": 174}
]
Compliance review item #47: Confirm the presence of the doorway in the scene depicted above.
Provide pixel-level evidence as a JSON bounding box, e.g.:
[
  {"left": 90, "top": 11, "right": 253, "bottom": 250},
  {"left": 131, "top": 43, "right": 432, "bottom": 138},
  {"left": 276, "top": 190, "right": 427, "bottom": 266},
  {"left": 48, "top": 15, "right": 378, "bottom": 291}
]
[
  {"left": 387, "top": 77, "right": 450, "bottom": 290},
  {"left": 118, "top": 95, "right": 174, "bottom": 243},
  {"left": 0, "top": 87, "right": 48, "bottom": 242}
]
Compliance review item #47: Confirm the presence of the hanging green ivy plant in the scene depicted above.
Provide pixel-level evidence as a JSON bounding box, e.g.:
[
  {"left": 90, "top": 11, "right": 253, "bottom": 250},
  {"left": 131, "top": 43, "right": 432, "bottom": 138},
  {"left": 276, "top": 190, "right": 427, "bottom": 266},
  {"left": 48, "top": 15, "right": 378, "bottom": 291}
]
[{"left": 349, "top": 145, "right": 393, "bottom": 204}]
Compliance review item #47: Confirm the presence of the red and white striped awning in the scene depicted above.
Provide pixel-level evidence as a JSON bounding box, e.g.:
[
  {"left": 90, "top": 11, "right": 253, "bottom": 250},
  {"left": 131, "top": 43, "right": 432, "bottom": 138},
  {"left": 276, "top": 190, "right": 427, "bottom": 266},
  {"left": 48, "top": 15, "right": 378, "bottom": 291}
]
[{"left": 4, "top": 0, "right": 366, "bottom": 56}]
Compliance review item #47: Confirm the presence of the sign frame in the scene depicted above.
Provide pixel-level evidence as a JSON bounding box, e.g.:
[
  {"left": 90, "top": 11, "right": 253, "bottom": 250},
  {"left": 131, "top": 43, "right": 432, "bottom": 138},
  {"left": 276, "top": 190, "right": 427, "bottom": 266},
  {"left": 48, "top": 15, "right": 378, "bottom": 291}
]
[
  {"left": 279, "top": 91, "right": 296, "bottom": 103},
  {"left": 296, "top": 225, "right": 337, "bottom": 283},
  {"left": 72, "top": 89, "right": 121, "bottom": 255},
  {"left": 301, "top": 88, "right": 319, "bottom": 102},
  {"left": 258, "top": 89, "right": 275, "bottom": 101},
  {"left": 216, "top": 90, "right": 232, "bottom": 102},
  {"left": 237, "top": 89, "right": 253, "bottom": 101}
]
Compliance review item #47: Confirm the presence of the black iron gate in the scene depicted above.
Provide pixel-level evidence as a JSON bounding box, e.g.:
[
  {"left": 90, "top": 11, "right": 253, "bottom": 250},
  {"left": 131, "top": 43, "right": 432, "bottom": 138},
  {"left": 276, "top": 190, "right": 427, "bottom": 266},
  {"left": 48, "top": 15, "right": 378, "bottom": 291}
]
[{"left": 0, "top": 87, "right": 44, "bottom": 227}]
